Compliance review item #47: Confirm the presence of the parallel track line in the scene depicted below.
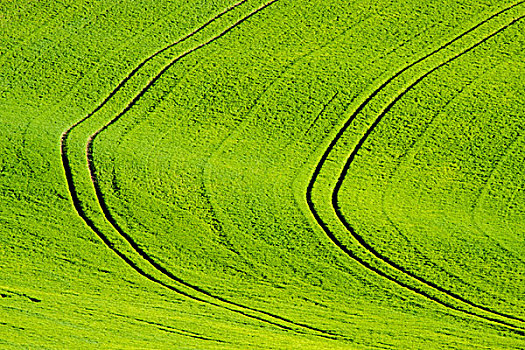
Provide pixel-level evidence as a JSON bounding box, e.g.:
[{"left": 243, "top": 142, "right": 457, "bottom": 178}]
[{"left": 307, "top": 3, "right": 525, "bottom": 334}]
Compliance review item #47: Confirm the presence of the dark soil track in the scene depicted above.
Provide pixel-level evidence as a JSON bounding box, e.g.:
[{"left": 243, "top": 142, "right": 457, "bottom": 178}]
[
  {"left": 59, "top": 0, "right": 525, "bottom": 338},
  {"left": 306, "top": 2, "right": 525, "bottom": 335},
  {"left": 61, "top": 0, "right": 342, "bottom": 340}
]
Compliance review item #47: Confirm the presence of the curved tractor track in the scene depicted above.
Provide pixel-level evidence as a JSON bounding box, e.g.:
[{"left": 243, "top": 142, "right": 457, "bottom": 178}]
[
  {"left": 61, "top": 0, "right": 342, "bottom": 340},
  {"left": 306, "top": 2, "right": 525, "bottom": 335}
]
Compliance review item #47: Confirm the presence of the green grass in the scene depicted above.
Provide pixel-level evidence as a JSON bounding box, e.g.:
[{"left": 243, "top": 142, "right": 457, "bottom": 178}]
[{"left": 1, "top": 0, "right": 524, "bottom": 348}]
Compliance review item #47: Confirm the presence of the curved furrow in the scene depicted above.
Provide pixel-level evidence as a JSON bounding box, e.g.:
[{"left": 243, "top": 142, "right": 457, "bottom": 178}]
[
  {"left": 61, "top": 0, "right": 247, "bottom": 137},
  {"left": 20, "top": 0, "right": 219, "bottom": 155},
  {"left": 304, "top": 92, "right": 340, "bottom": 137},
  {"left": 306, "top": 2, "right": 525, "bottom": 334},
  {"left": 332, "top": 15, "right": 525, "bottom": 325},
  {"left": 62, "top": 0, "right": 342, "bottom": 340},
  {"left": 60, "top": 149, "right": 304, "bottom": 335}
]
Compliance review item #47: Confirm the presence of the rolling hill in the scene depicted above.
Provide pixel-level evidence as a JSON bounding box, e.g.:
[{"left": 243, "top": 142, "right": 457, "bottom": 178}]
[{"left": 1, "top": 0, "right": 524, "bottom": 348}]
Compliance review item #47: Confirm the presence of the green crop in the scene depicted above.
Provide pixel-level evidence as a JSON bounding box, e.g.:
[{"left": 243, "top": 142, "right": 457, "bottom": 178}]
[{"left": 1, "top": 0, "right": 524, "bottom": 348}]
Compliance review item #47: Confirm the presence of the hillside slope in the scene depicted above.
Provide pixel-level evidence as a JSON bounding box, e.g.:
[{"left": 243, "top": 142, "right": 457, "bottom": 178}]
[{"left": 1, "top": 0, "right": 524, "bottom": 348}]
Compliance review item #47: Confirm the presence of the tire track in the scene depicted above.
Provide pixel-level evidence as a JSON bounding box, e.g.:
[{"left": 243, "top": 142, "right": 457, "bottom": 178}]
[
  {"left": 304, "top": 92, "right": 340, "bottom": 136},
  {"left": 332, "top": 15, "right": 525, "bottom": 325},
  {"left": 62, "top": 0, "right": 341, "bottom": 339},
  {"left": 61, "top": 0, "right": 247, "bottom": 136},
  {"left": 306, "top": 3, "right": 525, "bottom": 334}
]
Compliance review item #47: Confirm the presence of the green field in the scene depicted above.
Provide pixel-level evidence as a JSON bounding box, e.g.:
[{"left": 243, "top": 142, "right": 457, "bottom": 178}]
[{"left": 1, "top": 0, "right": 524, "bottom": 348}]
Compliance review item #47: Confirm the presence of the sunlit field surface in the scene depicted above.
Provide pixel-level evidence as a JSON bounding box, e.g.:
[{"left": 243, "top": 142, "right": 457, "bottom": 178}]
[{"left": 1, "top": 0, "right": 524, "bottom": 348}]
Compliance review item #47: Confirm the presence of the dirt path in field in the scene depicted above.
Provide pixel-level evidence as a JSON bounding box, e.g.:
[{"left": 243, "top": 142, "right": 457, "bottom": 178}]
[{"left": 306, "top": 1, "right": 525, "bottom": 335}]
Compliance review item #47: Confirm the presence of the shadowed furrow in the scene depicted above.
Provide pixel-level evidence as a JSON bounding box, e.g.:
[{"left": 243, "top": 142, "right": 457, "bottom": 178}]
[
  {"left": 307, "top": 2, "right": 525, "bottom": 335},
  {"left": 62, "top": 0, "right": 342, "bottom": 339}
]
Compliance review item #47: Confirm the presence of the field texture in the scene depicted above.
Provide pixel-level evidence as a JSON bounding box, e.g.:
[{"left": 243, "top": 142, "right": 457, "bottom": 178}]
[{"left": 1, "top": 0, "right": 524, "bottom": 348}]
